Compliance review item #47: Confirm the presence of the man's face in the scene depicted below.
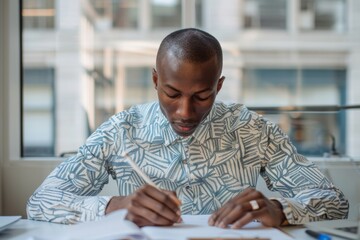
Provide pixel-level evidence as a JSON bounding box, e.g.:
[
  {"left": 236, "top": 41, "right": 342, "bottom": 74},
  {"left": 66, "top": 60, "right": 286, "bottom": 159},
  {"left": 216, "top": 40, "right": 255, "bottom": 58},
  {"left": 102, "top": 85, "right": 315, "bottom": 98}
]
[{"left": 153, "top": 52, "right": 224, "bottom": 137}]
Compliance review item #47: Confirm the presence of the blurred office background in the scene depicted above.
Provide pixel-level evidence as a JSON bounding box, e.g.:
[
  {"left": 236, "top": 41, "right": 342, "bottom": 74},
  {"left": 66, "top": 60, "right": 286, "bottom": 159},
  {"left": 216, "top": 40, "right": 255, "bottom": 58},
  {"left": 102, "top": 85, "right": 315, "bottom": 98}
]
[
  {"left": 20, "top": 0, "right": 359, "bottom": 158},
  {"left": 1, "top": 0, "right": 360, "bottom": 218}
]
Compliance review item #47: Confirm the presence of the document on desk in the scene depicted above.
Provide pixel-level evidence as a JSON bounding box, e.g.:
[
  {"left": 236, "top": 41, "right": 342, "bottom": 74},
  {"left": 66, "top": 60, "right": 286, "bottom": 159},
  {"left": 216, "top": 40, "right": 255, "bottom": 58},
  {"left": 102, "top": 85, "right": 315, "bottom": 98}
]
[
  {"left": 142, "top": 215, "right": 294, "bottom": 240},
  {"left": 32, "top": 210, "right": 293, "bottom": 240}
]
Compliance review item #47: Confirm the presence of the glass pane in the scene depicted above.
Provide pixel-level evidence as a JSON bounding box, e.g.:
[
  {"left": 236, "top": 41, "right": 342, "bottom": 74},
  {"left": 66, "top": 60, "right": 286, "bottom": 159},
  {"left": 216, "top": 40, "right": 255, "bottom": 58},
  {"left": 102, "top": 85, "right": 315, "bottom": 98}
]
[
  {"left": 243, "top": 69, "right": 297, "bottom": 106},
  {"left": 265, "top": 113, "right": 343, "bottom": 157},
  {"left": 23, "top": 68, "right": 55, "bottom": 157},
  {"left": 195, "top": 0, "right": 203, "bottom": 28},
  {"left": 90, "top": 0, "right": 139, "bottom": 29},
  {"left": 124, "top": 67, "right": 157, "bottom": 108},
  {"left": 242, "top": 69, "right": 346, "bottom": 156},
  {"left": 151, "top": 0, "right": 181, "bottom": 29},
  {"left": 243, "top": 0, "right": 287, "bottom": 29},
  {"left": 22, "top": 0, "right": 55, "bottom": 29},
  {"left": 301, "top": 69, "right": 346, "bottom": 105},
  {"left": 299, "top": 0, "right": 346, "bottom": 32}
]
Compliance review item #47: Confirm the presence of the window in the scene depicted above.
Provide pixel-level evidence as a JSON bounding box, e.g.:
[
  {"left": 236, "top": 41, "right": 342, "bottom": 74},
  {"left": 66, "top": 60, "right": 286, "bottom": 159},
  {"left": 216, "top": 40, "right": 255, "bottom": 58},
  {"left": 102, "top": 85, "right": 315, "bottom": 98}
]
[
  {"left": 151, "top": 0, "right": 181, "bottom": 29},
  {"left": 22, "top": 0, "right": 55, "bottom": 29},
  {"left": 242, "top": 69, "right": 346, "bottom": 156},
  {"left": 20, "top": 0, "right": 360, "bottom": 159},
  {"left": 22, "top": 68, "right": 55, "bottom": 157},
  {"left": 243, "top": 0, "right": 288, "bottom": 30},
  {"left": 124, "top": 67, "right": 156, "bottom": 108},
  {"left": 299, "top": 0, "right": 346, "bottom": 32},
  {"left": 91, "top": 0, "right": 139, "bottom": 29}
]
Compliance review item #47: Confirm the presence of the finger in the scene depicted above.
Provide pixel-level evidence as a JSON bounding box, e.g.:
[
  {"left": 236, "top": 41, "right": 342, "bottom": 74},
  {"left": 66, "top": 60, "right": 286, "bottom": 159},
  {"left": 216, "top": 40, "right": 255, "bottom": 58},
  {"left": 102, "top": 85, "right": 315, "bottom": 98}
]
[
  {"left": 213, "top": 204, "right": 237, "bottom": 227},
  {"left": 209, "top": 201, "right": 237, "bottom": 226},
  {"left": 143, "top": 186, "right": 181, "bottom": 213},
  {"left": 126, "top": 212, "right": 173, "bottom": 227},
  {"left": 134, "top": 189, "right": 181, "bottom": 223},
  {"left": 163, "top": 190, "right": 182, "bottom": 206},
  {"left": 126, "top": 213, "right": 153, "bottom": 227},
  {"left": 208, "top": 210, "right": 218, "bottom": 226},
  {"left": 231, "top": 209, "right": 264, "bottom": 229},
  {"left": 215, "top": 197, "right": 267, "bottom": 228},
  {"left": 128, "top": 199, "right": 176, "bottom": 226},
  {"left": 215, "top": 202, "right": 253, "bottom": 228},
  {"left": 212, "top": 190, "right": 258, "bottom": 227}
]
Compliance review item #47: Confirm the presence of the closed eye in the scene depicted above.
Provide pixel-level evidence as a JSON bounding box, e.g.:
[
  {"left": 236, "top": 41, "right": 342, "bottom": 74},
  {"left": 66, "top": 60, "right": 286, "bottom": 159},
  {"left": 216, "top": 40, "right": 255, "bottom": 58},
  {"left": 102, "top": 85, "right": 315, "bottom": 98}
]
[
  {"left": 195, "top": 95, "right": 211, "bottom": 101},
  {"left": 164, "top": 91, "right": 180, "bottom": 99}
]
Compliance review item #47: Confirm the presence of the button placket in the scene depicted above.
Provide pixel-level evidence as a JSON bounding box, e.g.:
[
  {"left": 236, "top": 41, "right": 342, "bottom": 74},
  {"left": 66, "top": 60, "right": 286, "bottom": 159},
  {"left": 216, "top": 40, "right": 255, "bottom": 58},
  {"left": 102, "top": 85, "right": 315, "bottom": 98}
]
[{"left": 180, "top": 137, "right": 193, "bottom": 193}]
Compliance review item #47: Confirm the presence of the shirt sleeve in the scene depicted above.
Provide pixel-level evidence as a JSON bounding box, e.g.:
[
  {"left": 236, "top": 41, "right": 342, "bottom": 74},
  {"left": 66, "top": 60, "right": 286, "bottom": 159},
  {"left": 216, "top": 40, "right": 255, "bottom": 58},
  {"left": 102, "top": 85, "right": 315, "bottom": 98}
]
[
  {"left": 26, "top": 121, "right": 116, "bottom": 224},
  {"left": 258, "top": 118, "right": 349, "bottom": 224}
]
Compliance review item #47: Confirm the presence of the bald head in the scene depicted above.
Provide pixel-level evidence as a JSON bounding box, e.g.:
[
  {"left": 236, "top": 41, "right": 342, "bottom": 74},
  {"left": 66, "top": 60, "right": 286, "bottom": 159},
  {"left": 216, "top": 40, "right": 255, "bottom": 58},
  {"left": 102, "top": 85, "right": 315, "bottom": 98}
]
[{"left": 156, "top": 28, "right": 223, "bottom": 72}]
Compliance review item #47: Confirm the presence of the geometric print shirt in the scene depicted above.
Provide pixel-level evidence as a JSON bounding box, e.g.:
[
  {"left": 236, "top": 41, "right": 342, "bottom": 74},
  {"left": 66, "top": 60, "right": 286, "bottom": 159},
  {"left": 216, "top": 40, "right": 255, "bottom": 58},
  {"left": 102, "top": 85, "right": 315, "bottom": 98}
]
[{"left": 27, "top": 101, "right": 349, "bottom": 224}]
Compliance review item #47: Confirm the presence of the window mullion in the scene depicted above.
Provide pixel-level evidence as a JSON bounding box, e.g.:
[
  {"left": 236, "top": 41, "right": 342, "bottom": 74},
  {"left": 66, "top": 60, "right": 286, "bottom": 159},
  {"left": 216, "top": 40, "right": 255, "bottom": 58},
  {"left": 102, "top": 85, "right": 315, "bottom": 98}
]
[{"left": 182, "top": 0, "right": 196, "bottom": 28}]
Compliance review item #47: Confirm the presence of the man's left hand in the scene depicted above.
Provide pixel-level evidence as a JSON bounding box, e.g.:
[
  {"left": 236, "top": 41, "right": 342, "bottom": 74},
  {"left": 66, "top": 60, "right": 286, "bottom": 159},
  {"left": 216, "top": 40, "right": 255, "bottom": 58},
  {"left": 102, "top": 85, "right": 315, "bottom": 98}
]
[{"left": 208, "top": 188, "right": 286, "bottom": 229}]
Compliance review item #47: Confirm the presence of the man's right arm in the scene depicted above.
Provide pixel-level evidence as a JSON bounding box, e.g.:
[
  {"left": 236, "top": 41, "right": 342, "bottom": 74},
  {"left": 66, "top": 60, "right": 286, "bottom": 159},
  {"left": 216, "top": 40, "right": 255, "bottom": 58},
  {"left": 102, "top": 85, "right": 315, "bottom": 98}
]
[
  {"left": 27, "top": 122, "right": 115, "bottom": 224},
  {"left": 105, "top": 186, "right": 182, "bottom": 227},
  {"left": 27, "top": 120, "right": 181, "bottom": 226}
]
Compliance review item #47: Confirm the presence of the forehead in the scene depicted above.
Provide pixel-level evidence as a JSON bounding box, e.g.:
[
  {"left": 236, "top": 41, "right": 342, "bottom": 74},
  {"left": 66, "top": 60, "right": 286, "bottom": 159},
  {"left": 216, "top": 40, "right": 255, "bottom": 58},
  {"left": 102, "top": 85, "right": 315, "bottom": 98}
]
[{"left": 157, "top": 51, "right": 220, "bottom": 89}]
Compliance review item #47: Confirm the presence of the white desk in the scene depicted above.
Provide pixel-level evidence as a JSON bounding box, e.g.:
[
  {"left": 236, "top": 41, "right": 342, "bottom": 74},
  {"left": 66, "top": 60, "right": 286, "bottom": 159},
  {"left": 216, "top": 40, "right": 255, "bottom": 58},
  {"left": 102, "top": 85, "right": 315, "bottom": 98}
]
[{"left": 0, "top": 219, "right": 352, "bottom": 240}]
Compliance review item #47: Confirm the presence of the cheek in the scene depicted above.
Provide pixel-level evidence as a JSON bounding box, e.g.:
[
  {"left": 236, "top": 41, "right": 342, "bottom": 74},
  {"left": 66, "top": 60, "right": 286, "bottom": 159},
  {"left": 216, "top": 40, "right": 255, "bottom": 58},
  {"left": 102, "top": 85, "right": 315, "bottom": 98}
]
[
  {"left": 198, "top": 97, "right": 216, "bottom": 118},
  {"left": 158, "top": 95, "right": 176, "bottom": 117}
]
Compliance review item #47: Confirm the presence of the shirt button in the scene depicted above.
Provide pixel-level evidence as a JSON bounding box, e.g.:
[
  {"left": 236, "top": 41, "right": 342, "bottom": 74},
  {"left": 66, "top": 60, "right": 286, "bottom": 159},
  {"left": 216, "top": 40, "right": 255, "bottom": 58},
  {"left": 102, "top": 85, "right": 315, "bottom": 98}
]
[
  {"left": 185, "top": 185, "right": 191, "bottom": 190},
  {"left": 182, "top": 160, "right": 187, "bottom": 164}
]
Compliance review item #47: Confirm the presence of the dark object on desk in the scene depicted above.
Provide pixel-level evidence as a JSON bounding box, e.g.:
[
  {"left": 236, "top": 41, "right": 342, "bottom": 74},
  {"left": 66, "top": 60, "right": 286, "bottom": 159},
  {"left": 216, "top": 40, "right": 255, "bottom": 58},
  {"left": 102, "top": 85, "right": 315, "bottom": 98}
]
[
  {"left": 305, "top": 229, "right": 332, "bottom": 240},
  {"left": 305, "top": 220, "right": 359, "bottom": 240}
]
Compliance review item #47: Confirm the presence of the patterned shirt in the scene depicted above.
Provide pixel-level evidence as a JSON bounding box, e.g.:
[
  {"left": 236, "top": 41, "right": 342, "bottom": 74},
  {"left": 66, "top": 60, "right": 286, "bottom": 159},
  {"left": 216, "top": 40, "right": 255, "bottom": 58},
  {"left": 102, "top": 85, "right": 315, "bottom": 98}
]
[{"left": 27, "top": 102, "right": 349, "bottom": 224}]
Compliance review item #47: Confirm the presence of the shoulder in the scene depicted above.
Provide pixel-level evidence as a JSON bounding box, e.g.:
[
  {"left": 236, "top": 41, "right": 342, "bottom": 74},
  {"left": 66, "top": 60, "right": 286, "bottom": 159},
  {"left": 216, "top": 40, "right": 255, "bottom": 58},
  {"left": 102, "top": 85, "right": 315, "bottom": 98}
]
[
  {"left": 213, "top": 102, "right": 265, "bottom": 132},
  {"left": 107, "top": 102, "right": 159, "bottom": 130}
]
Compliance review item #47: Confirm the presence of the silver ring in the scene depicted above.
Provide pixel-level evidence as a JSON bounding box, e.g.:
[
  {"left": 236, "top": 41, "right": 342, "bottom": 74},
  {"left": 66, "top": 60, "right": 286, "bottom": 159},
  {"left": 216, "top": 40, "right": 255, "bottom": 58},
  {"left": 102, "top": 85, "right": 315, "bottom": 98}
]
[{"left": 249, "top": 200, "right": 260, "bottom": 211}]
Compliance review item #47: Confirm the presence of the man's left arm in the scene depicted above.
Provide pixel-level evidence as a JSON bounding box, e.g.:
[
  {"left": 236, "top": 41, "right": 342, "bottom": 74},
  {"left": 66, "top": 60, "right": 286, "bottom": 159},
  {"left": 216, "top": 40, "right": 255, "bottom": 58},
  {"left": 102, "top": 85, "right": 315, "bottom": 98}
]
[{"left": 260, "top": 121, "right": 349, "bottom": 225}]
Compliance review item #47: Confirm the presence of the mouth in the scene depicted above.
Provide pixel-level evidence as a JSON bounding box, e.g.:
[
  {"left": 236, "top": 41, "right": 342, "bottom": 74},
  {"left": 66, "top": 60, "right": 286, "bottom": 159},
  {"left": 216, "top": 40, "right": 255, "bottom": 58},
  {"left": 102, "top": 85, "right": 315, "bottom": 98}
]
[{"left": 172, "top": 122, "right": 198, "bottom": 136}]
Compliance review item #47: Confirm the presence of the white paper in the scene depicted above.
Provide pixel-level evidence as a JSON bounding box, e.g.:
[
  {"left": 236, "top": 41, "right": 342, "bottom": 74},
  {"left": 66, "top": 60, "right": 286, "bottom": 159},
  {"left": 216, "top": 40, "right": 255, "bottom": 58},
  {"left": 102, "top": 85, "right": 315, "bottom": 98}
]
[
  {"left": 32, "top": 212, "right": 294, "bottom": 240},
  {"left": 142, "top": 215, "right": 294, "bottom": 240},
  {"left": 33, "top": 210, "right": 147, "bottom": 240}
]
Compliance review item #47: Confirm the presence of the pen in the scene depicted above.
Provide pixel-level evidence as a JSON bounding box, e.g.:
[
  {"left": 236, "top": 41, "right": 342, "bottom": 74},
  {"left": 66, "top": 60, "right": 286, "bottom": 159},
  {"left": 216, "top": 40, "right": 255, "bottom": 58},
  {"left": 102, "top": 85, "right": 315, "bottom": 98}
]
[
  {"left": 305, "top": 229, "right": 332, "bottom": 240},
  {"left": 123, "top": 152, "right": 158, "bottom": 188},
  {"left": 122, "top": 152, "right": 182, "bottom": 207}
]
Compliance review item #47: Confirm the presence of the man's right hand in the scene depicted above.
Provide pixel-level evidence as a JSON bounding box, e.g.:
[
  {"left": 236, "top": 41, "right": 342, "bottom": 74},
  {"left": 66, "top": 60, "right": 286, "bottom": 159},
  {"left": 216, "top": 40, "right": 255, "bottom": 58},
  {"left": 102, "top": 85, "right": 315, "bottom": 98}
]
[{"left": 105, "top": 185, "right": 182, "bottom": 227}]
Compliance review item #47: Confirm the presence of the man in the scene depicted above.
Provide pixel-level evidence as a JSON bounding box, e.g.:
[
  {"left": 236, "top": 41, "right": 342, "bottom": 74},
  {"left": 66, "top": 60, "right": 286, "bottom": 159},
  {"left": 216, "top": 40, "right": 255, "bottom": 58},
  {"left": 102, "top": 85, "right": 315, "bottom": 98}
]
[{"left": 27, "top": 28, "right": 349, "bottom": 228}]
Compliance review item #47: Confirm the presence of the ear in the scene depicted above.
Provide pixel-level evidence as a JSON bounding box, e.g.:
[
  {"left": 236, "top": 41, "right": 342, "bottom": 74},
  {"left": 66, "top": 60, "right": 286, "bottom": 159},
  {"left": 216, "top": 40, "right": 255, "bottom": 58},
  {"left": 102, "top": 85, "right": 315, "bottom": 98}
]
[
  {"left": 152, "top": 68, "right": 158, "bottom": 90},
  {"left": 216, "top": 76, "right": 225, "bottom": 93}
]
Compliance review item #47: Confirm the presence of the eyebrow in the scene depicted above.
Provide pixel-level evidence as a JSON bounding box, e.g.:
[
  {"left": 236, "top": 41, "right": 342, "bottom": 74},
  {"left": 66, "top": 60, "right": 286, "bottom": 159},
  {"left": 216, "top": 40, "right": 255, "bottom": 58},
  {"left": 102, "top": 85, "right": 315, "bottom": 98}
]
[{"left": 164, "top": 84, "right": 213, "bottom": 94}]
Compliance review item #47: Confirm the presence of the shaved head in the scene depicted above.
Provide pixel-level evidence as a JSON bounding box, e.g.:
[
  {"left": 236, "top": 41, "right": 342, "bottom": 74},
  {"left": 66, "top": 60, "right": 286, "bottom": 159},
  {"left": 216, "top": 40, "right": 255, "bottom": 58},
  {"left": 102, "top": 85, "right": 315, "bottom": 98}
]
[
  {"left": 156, "top": 28, "right": 223, "bottom": 73},
  {"left": 153, "top": 28, "right": 225, "bottom": 137}
]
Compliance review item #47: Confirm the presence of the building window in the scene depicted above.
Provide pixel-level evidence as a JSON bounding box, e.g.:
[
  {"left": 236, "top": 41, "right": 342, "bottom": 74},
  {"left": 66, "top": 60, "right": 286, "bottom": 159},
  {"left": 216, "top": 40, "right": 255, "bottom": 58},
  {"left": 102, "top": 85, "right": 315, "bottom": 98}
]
[
  {"left": 90, "top": 0, "right": 139, "bottom": 29},
  {"left": 151, "top": 0, "right": 181, "bottom": 29},
  {"left": 242, "top": 68, "right": 346, "bottom": 156},
  {"left": 124, "top": 67, "right": 157, "bottom": 108},
  {"left": 20, "top": 0, "right": 358, "bottom": 159},
  {"left": 22, "top": 68, "right": 55, "bottom": 157},
  {"left": 299, "top": 0, "right": 346, "bottom": 32},
  {"left": 22, "top": 0, "right": 55, "bottom": 29},
  {"left": 243, "top": 0, "right": 287, "bottom": 30}
]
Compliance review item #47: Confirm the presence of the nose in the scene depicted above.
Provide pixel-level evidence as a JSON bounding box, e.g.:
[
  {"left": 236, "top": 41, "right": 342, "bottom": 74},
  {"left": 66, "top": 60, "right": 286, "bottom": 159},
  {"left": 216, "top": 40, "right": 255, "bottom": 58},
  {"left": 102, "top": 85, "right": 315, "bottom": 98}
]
[{"left": 176, "top": 97, "right": 195, "bottom": 120}]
